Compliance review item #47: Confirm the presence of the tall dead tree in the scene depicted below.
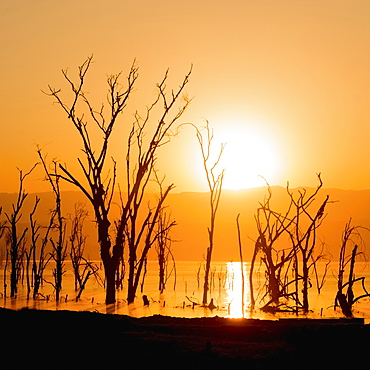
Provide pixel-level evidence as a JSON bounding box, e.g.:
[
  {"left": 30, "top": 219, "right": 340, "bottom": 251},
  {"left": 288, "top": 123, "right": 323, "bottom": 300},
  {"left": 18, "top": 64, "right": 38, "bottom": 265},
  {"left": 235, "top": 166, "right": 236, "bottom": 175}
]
[
  {"left": 125, "top": 184, "right": 175, "bottom": 303},
  {"left": 252, "top": 184, "right": 296, "bottom": 312},
  {"left": 5, "top": 165, "right": 37, "bottom": 297},
  {"left": 287, "top": 175, "right": 330, "bottom": 313},
  {"left": 46, "top": 56, "right": 191, "bottom": 304},
  {"left": 154, "top": 174, "right": 177, "bottom": 293},
  {"left": 0, "top": 208, "right": 7, "bottom": 295},
  {"left": 38, "top": 151, "right": 67, "bottom": 302},
  {"left": 335, "top": 219, "right": 370, "bottom": 317},
  {"left": 188, "top": 122, "right": 225, "bottom": 305},
  {"left": 27, "top": 196, "right": 53, "bottom": 299},
  {"left": 251, "top": 176, "right": 330, "bottom": 314},
  {"left": 156, "top": 209, "right": 177, "bottom": 292},
  {"left": 69, "top": 203, "right": 101, "bottom": 300}
]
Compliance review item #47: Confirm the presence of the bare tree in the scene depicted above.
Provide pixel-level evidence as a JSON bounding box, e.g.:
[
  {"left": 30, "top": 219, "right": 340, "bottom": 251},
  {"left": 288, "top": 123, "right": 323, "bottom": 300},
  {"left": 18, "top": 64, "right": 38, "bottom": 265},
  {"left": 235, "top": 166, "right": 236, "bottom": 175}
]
[
  {"left": 69, "top": 203, "right": 88, "bottom": 291},
  {"left": 26, "top": 196, "right": 52, "bottom": 299},
  {"left": 46, "top": 56, "right": 191, "bottom": 304},
  {"left": 251, "top": 176, "right": 330, "bottom": 314},
  {"left": 156, "top": 210, "right": 177, "bottom": 292},
  {"left": 287, "top": 175, "right": 330, "bottom": 313},
  {"left": 0, "top": 207, "right": 6, "bottom": 243},
  {"left": 252, "top": 184, "right": 296, "bottom": 312},
  {"left": 335, "top": 219, "right": 370, "bottom": 317},
  {"left": 151, "top": 172, "right": 177, "bottom": 293},
  {"left": 188, "top": 122, "right": 225, "bottom": 305},
  {"left": 155, "top": 206, "right": 177, "bottom": 292},
  {"left": 5, "top": 165, "right": 37, "bottom": 297},
  {"left": 0, "top": 208, "right": 7, "bottom": 296},
  {"left": 38, "top": 151, "right": 67, "bottom": 302},
  {"left": 69, "top": 203, "right": 102, "bottom": 300},
  {"left": 125, "top": 184, "right": 175, "bottom": 303}
]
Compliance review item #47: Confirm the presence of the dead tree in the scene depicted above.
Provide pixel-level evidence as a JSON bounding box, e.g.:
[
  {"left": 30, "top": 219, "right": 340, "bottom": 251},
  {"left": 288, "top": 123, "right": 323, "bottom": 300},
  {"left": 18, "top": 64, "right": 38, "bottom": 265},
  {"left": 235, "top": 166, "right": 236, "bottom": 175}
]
[
  {"left": 251, "top": 176, "right": 330, "bottom": 314},
  {"left": 25, "top": 196, "right": 52, "bottom": 299},
  {"left": 0, "top": 207, "right": 6, "bottom": 246},
  {"left": 31, "top": 197, "right": 53, "bottom": 299},
  {"left": 335, "top": 219, "right": 370, "bottom": 317},
  {"left": 155, "top": 207, "right": 177, "bottom": 293},
  {"left": 38, "top": 152, "right": 67, "bottom": 302},
  {"left": 125, "top": 184, "right": 175, "bottom": 303},
  {"left": 287, "top": 175, "right": 330, "bottom": 313},
  {"left": 5, "top": 165, "right": 37, "bottom": 297},
  {"left": 0, "top": 208, "right": 7, "bottom": 296},
  {"left": 46, "top": 56, "right": 191, "bottom": 304},
  {"left": 69, "top": 203, "right": 102, "bottom": 300},
  {"left": 187, "top": 122, "right": 225, "bottom": 305},
  {"left": 152, "top": 172, "right": 177, "bottom": 293},
  {"left": 69, "top": 203, "right": 88, "bottom": 291},
  {"left": 252, "top": 184, "right": 296, "bottom": 312}
]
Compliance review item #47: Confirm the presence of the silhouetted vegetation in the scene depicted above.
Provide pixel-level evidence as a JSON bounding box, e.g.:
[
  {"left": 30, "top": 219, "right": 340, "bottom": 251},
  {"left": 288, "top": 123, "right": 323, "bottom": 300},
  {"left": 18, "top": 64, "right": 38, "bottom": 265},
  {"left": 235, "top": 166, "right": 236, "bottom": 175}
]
[
  {"left": 335, "top": 219, "right": 370, "bottom": 317},
  {"left": 45, "top": 56, "right": 191, "bottom": 304},
  {"left": 154, "top": 184, "right": 177, "bottom": 292},
  {"left": 69, "top": 203, "right": 102, "bottom": 300},
  {"left": 250, "top": 175, "right": 331, "bottom": 314},
  {"left": 4, "top": 165, "right": 37, "bottom": 297},
  {"left": 26, "top": 196, "right": 51, "bottom": 299},
  {"left": 1, "top": 59, "right": 370, "bottom": 325},
  {"left": 188, "top": 121, "right": 225, "bottom": 305},
  {"left": 38, "top": 151, "right": 67, "bottom": 302}
]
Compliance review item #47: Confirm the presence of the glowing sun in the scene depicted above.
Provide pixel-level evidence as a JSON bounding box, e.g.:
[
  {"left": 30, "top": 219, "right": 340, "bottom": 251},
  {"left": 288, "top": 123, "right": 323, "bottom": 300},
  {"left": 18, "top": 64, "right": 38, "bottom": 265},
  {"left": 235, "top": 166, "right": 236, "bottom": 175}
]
[{"left": 217, "top": 126, "right": 279, "bottom": 190}]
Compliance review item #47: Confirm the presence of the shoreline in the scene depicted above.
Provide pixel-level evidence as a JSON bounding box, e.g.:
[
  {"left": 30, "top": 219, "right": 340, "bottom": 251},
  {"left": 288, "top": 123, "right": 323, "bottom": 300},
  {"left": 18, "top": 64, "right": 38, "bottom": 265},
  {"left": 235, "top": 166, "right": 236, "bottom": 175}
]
[{"left": 1, "top": 307, "right": 369, "bottom": 369}]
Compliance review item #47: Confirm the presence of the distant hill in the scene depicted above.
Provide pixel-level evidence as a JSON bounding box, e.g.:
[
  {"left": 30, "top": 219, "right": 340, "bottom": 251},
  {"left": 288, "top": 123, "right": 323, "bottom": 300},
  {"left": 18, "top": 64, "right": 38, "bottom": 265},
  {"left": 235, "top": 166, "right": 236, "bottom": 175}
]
[{"left": 1, "top": 187, "right": 370, "bottom": 262}]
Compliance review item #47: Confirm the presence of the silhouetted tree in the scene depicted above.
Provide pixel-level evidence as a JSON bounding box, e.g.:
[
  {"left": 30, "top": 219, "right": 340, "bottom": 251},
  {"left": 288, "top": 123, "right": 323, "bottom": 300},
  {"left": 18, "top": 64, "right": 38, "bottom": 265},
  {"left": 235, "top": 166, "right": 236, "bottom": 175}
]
[
  {"left": 188, "top": 121, "right": 225, "bottom": 305},
  {"left": 252, "top": 184, "right": 296, "bottom": 312},
  {"left": 286, "top": 175, "right": 330, "bottom": 313},
  {"left": 26, "top": 196, "right": 52, "bottom": 299},
  {"left": 69, "top": 203, "right": 102, "bottom": 300},
  {"left": 335, "top": 219, "right": 370, "bottom": 317},
  {"left": 46, "top": 56, "right": 191, "bottom": 304},
  {"left": 152, "top": 172, "right": 177, "bottom": 292},
  {"left": 5, "top": 165, "right": 37, "bottom": 297},
  {"left": 0, "top": 207, "right": 6, "bottom": 244},
  {"left": 0, "top": 208, "right": 7, "bottom": 296},
  {"left": 125, "top": 184, "right": 175, "bottom": 302},
  {"left": 38, "top": 151, "right": 67, "bottom": 302},
  {"left": 156, "top": 210, "right": 177, "bottom": 292},
  {"left": 251, "top": 175, "right": 330, "bottom": 314}
]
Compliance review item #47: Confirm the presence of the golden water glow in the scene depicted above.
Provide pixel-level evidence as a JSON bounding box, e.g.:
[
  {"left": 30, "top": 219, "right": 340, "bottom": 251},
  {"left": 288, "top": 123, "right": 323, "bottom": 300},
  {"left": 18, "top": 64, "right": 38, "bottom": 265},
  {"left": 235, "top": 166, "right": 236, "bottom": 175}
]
[{"left": 225, "top": 262, "right": 250, "bottom": 318}]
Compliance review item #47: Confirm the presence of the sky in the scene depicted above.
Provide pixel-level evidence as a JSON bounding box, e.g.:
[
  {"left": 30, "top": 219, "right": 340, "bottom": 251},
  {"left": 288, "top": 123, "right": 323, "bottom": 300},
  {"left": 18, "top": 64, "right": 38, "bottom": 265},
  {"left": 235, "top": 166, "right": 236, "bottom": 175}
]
[{"left": 2, "top": 0, "right": 370, "bottom": 193}]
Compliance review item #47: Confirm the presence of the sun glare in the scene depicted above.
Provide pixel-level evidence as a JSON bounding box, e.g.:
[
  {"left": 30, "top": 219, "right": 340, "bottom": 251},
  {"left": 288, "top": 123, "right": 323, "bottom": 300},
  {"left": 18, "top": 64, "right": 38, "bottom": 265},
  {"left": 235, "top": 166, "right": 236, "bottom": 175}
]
[
  {"left": 226, "top": 262, "right": 250, "bottom": 318},
  {"left": 217, "top": 125, "right": 279, "bottom": 190}
]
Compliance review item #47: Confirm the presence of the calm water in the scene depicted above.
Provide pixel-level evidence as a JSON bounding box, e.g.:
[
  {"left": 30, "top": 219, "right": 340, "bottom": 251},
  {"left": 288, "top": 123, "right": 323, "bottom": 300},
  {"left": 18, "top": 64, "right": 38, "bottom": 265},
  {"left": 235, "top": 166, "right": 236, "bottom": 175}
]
[{"left": 1, "top": 261, "right": 370, "bottom": 322}]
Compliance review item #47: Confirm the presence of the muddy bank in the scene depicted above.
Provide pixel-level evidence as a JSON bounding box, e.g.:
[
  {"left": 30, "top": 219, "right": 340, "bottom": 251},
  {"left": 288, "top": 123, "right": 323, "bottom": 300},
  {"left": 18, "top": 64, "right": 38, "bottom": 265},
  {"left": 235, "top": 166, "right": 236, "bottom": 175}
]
[{"left": 1, "top": 307, "right": 368, "bottom": 369}]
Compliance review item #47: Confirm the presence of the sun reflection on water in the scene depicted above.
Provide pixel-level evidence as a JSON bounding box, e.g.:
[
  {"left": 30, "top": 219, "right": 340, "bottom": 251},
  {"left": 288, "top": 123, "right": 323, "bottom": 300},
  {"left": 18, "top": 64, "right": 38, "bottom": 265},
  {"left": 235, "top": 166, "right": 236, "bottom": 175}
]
[{"left": 225, "top": 262, "right": 250, "bottom": 318}]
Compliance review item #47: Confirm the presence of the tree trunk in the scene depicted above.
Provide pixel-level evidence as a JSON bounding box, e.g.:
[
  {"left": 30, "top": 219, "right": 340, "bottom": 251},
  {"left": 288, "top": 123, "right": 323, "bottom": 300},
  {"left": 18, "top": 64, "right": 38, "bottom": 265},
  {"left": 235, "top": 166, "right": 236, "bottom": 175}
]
[
  {"left": 10, "top": 224, "right": 18, "bottom": 297},
  {"left": 127, "top": 255, "right": 136, "bottom": 304},
  {"left": 104, "top": 261, "right": 116, "bottom": 305},
  {"left": 302, "top": 260, "right": 309, "bottom": 312},
  {"left": 202, "top": 245, "right": 212, "bottom": 305}
]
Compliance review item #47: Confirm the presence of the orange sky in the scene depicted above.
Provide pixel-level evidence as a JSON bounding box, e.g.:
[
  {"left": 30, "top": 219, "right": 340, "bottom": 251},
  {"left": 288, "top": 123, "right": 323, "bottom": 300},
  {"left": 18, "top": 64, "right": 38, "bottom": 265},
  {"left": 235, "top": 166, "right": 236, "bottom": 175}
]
[{"left": 2, "top": 1, "right": 370, "bottom": 193}]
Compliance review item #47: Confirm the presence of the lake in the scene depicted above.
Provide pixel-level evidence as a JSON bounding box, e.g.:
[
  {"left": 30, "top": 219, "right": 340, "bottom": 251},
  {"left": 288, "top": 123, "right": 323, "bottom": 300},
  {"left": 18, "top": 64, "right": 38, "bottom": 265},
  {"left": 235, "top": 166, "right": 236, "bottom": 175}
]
[{"left": 1, "top": 260, "right": 370, "bottom": 322}]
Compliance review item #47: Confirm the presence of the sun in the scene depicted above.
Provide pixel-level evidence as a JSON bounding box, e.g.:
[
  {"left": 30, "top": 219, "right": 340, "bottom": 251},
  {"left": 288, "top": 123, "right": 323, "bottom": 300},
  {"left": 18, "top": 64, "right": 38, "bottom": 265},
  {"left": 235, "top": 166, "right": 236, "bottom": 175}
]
[{"left": 217, "top": 125, "right": 279, "bottom": 190}]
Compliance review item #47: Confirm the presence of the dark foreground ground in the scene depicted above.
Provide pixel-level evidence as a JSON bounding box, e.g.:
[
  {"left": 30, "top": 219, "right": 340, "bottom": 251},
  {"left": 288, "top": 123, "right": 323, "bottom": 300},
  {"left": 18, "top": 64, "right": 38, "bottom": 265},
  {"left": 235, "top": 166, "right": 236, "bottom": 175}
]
[{"left": 1, "top": 307, "right": 369, "bottom": 369}]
